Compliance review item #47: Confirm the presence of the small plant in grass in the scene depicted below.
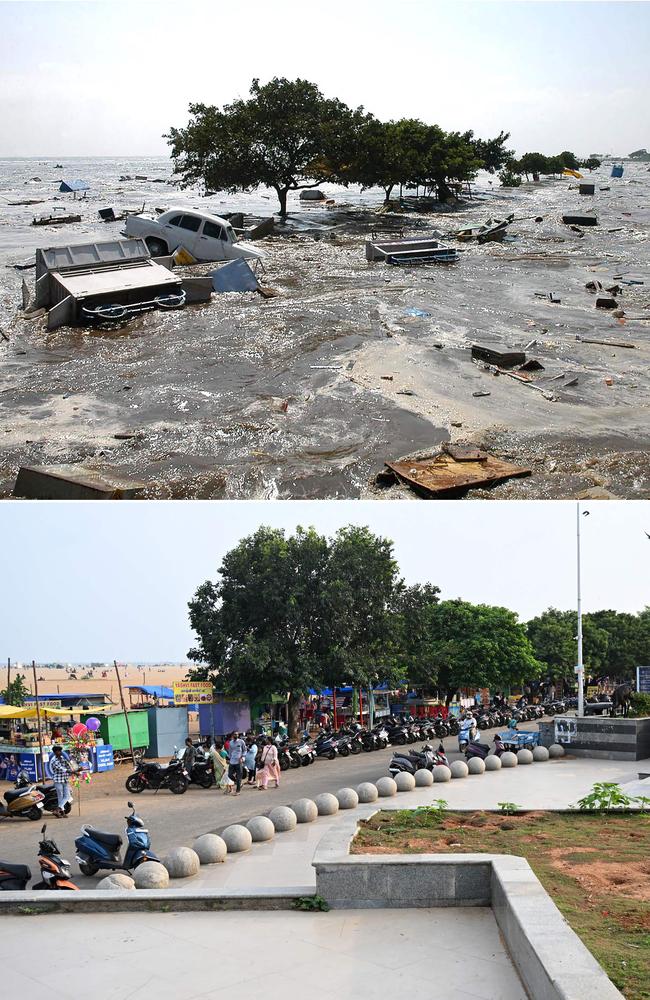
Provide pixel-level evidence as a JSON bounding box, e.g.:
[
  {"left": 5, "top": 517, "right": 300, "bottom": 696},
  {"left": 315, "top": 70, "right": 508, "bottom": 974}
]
[
  {"left": 293, "top": 895, "right": 330, "bottom": 912},
  {"left": 634, "top": 795, "right": 650, "bottom": 811},
  {"left": 498, "top": 802, "right": 520, "bottom": 815},
  {"left": 575, "top": 782, "right": 636, "bottom": 812}
]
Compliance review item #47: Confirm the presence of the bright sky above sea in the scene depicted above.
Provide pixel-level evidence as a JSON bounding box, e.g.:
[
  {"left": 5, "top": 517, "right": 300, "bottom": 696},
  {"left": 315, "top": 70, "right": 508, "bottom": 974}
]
[
  {"left": 1, "top": 501, "right": 648, "bottom": 662},
  {"left": 0, "top": 0, "right": 648, "bottom": 158}
]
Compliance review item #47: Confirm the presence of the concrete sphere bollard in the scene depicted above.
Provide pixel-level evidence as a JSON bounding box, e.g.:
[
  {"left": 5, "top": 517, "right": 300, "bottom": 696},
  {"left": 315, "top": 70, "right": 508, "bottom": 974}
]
[
  {"left": 433, "top": 764, "right": 452, "bottom": 783},
  {"left": 193, "top": 834, "right": 227, "bottom": 865},
  {"left": 549, "top": 743, "right": 565, "bottom": 758},
  {"left": 246, "top": 816, "right": 275, "bottom": 842},
  {"left": 468, "top": 756, "right": 486, "bottom": 775},
  {"left": 336, "top": 788, "right": 359, "bottom": 809},
  {"left": 533, "top": 745, "right": 550, "bottom": 762},
  {"left": 450, "top": 760, "right": 469, "bottom": 779},
  {"left": 97, "top": 873, "right": 135, "bottom": 891},
  {"left": 500, "top": 751, "right": 518, "bottom": 768},
  {"left": 415, "top": 768, "right": 434, "bottom": 787},
  {"left": 315, "top": 792, "right": 339, "bottom": 816},
  {"left": 269, "top": 806, "right": 298, "bottom": 832},
  {"left": 485, "top": 755, "right": 502, "bottom": 771},
  {"left": 222, "top": 824, "right": 253, "bottom": 853},
  {"left": 163, "top": 846, "right": 200, "bottom": 879},
  {"left": 134, "top": 861, "right": 169, "bottom": 890},
  {"left": 517, "top": 748, "right": 534, "bottom": 765},
  {"left": 356, "top": 782, "right": 379, "bottom": 803},
  {"left": 376, "top": 776, "right": 398, "bottom": 797},
  {"left": 395, "top": 771, "right": 416, "bottom": 792},
  {"left": 291, "top": 798, "right": 318, "bottom": 823}
]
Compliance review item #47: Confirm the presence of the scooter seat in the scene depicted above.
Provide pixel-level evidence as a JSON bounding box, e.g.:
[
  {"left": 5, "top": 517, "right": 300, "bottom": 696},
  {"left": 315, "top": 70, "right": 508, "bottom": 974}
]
[
  {"left": 0, "top": 861, "right": 31, "bottom": 880},
  {"left": 4, "top": 788, "right": 27, "bottom": 803},
  {"left": 85, "top": 829, "right": 123, "bottom": 848}
]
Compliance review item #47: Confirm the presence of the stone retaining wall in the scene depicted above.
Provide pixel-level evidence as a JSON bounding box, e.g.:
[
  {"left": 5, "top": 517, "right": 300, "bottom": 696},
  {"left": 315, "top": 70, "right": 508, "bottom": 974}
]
[
  {"left": 312, "top": 816, "right": 624, "bottom": 1000},
  {"left": 552, "top": 716, "right": 650, "bottom": 760}
]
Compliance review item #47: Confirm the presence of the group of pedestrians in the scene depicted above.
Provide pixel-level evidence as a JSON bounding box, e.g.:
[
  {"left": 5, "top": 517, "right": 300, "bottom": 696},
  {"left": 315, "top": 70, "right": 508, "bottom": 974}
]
[{"left": 199, "top": 732, "right": 281, "bottom": 795}]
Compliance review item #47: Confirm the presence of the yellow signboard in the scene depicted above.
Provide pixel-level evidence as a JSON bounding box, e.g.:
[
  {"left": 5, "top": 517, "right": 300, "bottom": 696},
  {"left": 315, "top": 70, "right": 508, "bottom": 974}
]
[{"left": 172, "top": 681, "right": 213, "bottom": 706}]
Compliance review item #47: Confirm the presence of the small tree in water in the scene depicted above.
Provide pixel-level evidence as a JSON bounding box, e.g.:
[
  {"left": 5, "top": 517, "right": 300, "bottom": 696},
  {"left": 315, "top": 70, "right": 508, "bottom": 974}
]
[{"left": 167, "top": 77, "right": 364, "bottom": 217}]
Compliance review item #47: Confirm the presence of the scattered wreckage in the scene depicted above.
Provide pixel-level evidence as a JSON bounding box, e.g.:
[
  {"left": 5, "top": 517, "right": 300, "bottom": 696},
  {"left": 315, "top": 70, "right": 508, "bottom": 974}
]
[
  {"left": 124, "top": 208, "right": 265, "bottom": 262},
  {"left": 365, "top": 234, "right": 459, "bottom": 265},
  {"left": 453, "top": 214, "right": 514, "bottom": 244},
  {"left": 32, "top": 208, "right": 82, "bottom": 227},
  {"left": 379, "top": 444, "right": 531, "bottom": 498},
  {"left": 26, "top": 232, "right": 273, "bottom": 331},
  {"left": 31, "top": 239, "right": 187, "bottom": 330}
]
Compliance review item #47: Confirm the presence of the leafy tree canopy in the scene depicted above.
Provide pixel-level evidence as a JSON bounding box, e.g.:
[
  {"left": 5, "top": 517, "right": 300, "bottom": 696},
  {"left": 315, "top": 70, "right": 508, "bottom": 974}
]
[
  {"left": 1, "top": 674, "right": 29, "bottom": 707},
  {"left": 167, "top": 77, "right": 367, "bottom": 217}
]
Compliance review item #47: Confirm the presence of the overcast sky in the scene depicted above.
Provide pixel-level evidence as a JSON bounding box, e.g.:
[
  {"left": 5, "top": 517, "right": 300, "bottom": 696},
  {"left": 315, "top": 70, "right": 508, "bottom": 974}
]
[
  {"left": 1, "top": 500, "right": 648, "bottom": 662},
  {"left": 0, "top": 0, "right": 647, "bottom": 158}
]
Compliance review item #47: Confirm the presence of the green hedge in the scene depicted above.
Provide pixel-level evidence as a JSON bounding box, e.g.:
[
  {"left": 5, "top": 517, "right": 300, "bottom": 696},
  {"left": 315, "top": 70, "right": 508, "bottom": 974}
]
[{"left": 629, "top": 692, "right": 650, "bottom": 717}]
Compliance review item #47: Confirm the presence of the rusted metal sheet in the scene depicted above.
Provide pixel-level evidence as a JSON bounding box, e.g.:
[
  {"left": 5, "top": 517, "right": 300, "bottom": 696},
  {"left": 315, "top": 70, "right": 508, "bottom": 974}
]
[
  {"left": 385, "top": 452, "right": 531, "bottom": 498},
  {"left": 442, "top": 443, "right": 487, "bottom": 462}
]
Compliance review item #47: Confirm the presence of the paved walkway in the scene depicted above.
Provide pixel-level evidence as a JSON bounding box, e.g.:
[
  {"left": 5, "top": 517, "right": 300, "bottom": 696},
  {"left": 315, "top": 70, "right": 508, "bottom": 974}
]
[
  {"left": 0, "top": 909, "right": 527, "bottom": 1000},
  {"left": 172, "top": 755, "right": 643, "bottom": 892}
]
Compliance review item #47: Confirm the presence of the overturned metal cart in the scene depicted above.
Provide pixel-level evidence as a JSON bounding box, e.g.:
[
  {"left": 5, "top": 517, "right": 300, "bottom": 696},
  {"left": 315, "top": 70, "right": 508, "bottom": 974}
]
[
  {"left": 365, "top": 235, "right": 459, "bottom": 265},
  {"left": 33, "top": 238, "right": 187, "bottom": 330}
]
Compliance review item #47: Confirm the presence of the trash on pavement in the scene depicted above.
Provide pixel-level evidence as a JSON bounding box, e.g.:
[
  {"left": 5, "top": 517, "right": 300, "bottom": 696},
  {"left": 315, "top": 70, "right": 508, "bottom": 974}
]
[{"left": 382, "top": 450, "right": 531, "bottom": 498}]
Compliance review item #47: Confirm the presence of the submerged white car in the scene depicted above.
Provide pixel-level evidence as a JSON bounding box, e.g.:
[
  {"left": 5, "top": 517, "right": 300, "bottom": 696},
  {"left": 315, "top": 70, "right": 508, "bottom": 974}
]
[{"left": 124, "top": 209, "right": 264, "bottom": 262}]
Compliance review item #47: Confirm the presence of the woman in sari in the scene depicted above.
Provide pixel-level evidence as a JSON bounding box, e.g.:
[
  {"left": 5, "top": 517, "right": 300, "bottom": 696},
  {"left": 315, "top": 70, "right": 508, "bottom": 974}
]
[
  {"left": 208, "top": 741, "right": 232, "bottom": 792},
  {"left": 256, "top": 738, "right": 280, "bottom": 790}
]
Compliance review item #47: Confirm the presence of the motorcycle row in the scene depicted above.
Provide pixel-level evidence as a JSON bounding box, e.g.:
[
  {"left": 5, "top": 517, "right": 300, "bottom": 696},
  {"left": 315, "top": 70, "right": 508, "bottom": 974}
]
[{"left": 0, "top": 801, "right": 157, "bottom": 892}]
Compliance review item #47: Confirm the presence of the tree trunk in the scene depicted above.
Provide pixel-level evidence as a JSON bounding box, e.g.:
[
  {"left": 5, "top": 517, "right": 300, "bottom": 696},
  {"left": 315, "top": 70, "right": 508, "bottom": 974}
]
[
  {"left": 276, "top": 186, "right": 289, "bottom": 218},
  {"left": 435, "top": 176, "right": 454, "bottom": 203},
  {"left": 383, "top": 184, "right": 394, "bottom": 203},
  {"left": 287, "top": 691, "right": 301, "bottom": 739}
]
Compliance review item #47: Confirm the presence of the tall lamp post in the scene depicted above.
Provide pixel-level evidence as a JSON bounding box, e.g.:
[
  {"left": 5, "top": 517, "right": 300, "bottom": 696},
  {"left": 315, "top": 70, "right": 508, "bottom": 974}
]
[{"left": 576, "top": 503, "right": 587, "bottom": 718}]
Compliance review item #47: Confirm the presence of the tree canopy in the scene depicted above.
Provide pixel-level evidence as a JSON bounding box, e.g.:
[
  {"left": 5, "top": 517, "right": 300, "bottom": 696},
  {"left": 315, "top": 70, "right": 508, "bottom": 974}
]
[
  {"left": 526, "top": 607, "right": 650, "bottom": 681},
  {"left": 1, "top": 674, "right": 28, "bottom": 706},
  {"left": 168, "top": 78, "right": 513, "bottom": 213}
]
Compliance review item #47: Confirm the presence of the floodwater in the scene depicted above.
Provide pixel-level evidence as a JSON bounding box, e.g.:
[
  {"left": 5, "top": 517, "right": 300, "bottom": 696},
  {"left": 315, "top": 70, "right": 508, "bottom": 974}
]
[{"left": 1, "top": 157, "right": 648, "bottom": 499}]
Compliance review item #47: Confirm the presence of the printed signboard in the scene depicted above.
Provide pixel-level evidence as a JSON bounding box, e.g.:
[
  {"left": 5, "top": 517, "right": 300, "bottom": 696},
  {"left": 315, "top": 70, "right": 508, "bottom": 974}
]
[
  {"left": 636, "top": 666, "right": 650, "bottom": 694},
  {"left": 95, "top": 744, "right": 115, "bottom": 772},
  {"left": 172, "top": 681, "right": 214, "bottom": 706}
]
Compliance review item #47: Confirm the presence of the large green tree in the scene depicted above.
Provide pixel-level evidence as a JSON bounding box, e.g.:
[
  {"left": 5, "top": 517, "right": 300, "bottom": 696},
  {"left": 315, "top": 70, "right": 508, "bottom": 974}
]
[
  {"left": 187, "top": 524, "right": 402, "bottom": 736},
  {"left": 526, "top": 608, "right": 610, "bottom": 679},
  {"left": 167, "top": 77, "right": 363, "bottom": 217},
  {"left": 1, "top": 674, "right": 28, "bottom": 706},
  {"left": 415, "top": 599, "right": 542, "bottom": 702},
  {"left": 392, "top": 583, "right": 442, "bottom": 687}
]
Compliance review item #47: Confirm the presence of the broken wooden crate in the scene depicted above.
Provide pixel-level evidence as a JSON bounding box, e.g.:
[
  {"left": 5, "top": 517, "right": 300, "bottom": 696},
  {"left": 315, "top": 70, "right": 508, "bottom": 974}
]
[{"left": 384, "top": 447, "right": 531, "bottom": 498}]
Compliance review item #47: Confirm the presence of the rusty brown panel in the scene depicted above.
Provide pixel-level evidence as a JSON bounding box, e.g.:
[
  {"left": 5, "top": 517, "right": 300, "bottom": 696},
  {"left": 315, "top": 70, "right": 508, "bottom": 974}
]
[{"left": 385, "top": 453, "right": 531, "bottom": 498}]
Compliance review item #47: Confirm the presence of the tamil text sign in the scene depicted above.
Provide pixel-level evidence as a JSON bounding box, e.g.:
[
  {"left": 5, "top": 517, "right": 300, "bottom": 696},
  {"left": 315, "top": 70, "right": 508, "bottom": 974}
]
[{"left": 172, "top": 681, "right": 213, "bottom": 705}]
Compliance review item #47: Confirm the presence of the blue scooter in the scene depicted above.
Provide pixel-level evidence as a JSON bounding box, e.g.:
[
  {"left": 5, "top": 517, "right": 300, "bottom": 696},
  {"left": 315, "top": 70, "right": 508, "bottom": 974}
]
[{"left": 74, "top": 801, "right": 158, "bottom": 877}]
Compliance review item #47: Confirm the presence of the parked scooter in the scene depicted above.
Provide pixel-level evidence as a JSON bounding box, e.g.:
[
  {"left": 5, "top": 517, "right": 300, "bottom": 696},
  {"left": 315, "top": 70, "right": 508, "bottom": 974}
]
[
  {"left": 75, "top": 801, "right": 159, "bottom": 877},
  {"left": 125, "top": 755, "right": 189, "bottom": 794},
  {"left": 465, "top": 735, "right": 507, "bottom": 761},
  {"left": 389, "top": 742, "right": 448, "bottom": 777},
  {"left": 0, "top": 779, "right": 45, "bottom": 821},
  {"left": 33, "top": 824, "right": 79, "bottom": 890},
  {"left": 14, "top": 770, "right": 71, "bottom": 816},
  {"left": 0, "top": 860, "right": 31, "bottom": 890},
  {"left": 175, "top": 746, "right": 215, "bottom": 789}
]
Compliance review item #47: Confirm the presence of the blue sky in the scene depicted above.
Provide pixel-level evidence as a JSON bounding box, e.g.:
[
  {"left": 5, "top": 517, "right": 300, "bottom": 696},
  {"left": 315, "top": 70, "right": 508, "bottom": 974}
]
[
  {"left": 1, "top": 500, "right": 648, "bottom": 661},
  {"left": 0, "top": 0, "right": 648, "bottom": 156}
]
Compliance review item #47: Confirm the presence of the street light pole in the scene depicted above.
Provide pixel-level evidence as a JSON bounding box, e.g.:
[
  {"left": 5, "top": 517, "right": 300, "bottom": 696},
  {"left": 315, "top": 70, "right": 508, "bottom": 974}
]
[{"left": 576, "top": 503, "right": 584, "bottom": 718}]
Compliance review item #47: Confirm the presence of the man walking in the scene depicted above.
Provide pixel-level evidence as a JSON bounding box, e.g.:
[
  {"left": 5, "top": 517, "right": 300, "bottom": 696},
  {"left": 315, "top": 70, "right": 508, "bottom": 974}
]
[
  {"left": 227, "top": 731, "right": 247, "bottom": 795},
  {"left": 49, "top": 745, "right": 73, "bottom": 817}
]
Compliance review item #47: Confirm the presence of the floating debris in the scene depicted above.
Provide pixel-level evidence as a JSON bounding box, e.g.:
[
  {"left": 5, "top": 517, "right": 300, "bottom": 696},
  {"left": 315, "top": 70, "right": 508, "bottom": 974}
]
[{"left": 382, "top": 449, "right": 531, "bottom": 498}]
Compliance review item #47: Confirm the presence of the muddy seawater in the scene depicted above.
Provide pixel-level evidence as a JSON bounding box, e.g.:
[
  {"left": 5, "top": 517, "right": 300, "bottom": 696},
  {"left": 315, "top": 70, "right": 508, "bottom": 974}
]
[{"left": 1, "top": 157, "right": 648, "bottom": 499}]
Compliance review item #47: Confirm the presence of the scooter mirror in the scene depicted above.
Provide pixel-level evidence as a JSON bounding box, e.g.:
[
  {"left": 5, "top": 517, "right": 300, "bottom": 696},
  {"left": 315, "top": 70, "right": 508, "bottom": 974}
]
[
  {"left": 41, "top": 824, "right": 47, "bottom": 835},
  {"left": 127, "top": 801, "right": 134, "bottom": 809}
]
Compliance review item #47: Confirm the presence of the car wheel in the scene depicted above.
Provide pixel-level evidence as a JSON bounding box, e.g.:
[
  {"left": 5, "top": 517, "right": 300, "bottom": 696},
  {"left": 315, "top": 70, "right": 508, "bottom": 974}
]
[{"left": 145, "top": 237, "right": 168, "bottom": 257}]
